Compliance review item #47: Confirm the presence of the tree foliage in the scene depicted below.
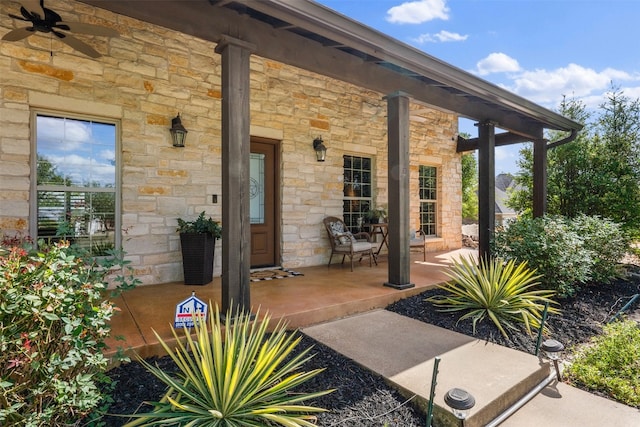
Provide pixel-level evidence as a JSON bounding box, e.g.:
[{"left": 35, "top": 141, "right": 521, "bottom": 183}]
[
  {"left": 508, "top": 86, "right": 640, "bottom": 236},
  {"left": 461, "top": 152, "right": 478, "bottom": 221}
]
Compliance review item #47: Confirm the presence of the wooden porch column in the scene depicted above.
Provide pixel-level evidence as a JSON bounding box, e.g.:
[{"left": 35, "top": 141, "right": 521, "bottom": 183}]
[
  {"left": 477, "top": 120, "right": 496, "bottom": 260},
  {"left": 532, "top": 137, "right": 547, "bottom": 218},
  {"left": 215, "top": 36, "right": 255, "bottom": 314},
  {"left": 384, "top": 91, "right": 414, "bottom": 290}
]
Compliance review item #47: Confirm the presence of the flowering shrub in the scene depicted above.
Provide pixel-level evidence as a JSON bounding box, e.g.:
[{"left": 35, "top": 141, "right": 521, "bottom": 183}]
[{"left": 0, "top": 239, "right": 136, "bottom": 426}]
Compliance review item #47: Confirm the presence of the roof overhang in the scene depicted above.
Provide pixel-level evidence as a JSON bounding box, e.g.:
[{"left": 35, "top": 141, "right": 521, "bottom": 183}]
[{"left": 79, "top": 0, "right": 582, "bottom": 141}]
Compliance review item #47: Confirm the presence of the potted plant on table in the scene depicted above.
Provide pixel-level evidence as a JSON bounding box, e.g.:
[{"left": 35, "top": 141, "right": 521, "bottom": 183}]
[
  {"left": 364, "top": 206, "right": 388, "bottom": 224},
  {"left": 177, "top": 211, "right": 222, "bottom": 285}
]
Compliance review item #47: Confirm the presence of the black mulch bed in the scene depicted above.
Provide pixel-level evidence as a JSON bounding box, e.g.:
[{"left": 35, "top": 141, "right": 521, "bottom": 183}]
[{"left": 99, "top": 267, "right": 640, "bottom": 426}]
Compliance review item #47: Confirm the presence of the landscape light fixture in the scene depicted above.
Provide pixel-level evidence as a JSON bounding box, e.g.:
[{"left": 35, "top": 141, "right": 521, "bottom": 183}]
[
  {"left": 444, "top": 387, "right": 476, "bottom": 424},
  {"left": 541, "top": 339, "right": 565, "bottom": 381},
  {"left": 312, "top": 136, "right": 327, "bottom": 162},
  {"left": 170, "top": 113, "right": 188, "bottom": 147}
]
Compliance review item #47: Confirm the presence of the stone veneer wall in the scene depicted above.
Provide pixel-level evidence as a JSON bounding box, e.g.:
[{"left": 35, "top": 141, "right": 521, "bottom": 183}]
[{"left": 0, "top": 0, "right": 461, "bottom": 285}]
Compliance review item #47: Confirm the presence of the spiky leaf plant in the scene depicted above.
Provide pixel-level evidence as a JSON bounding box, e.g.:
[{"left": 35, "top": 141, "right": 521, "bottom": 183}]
[
  {"left": 427, "top": 256, "right": 560, "bottom": 338},
  {"left": 123, "top": 305, "right": 333, "bottom": 426}
]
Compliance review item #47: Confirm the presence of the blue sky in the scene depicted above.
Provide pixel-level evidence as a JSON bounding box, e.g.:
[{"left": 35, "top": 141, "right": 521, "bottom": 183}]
[{"left": 316, "top": 0, "right": 640, "bottom": 174}]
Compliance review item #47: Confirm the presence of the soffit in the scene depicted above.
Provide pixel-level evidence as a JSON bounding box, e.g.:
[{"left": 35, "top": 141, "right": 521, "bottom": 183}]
[{"left": 79, "top": 0, "right": 582, "bottom": 140}]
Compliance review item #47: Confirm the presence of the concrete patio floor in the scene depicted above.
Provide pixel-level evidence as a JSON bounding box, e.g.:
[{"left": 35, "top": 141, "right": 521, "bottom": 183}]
[{"left": 105, "top": 248, "right": 475, "bottom": 360}]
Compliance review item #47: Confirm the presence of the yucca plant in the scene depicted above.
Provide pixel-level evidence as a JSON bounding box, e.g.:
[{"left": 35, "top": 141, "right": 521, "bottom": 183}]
[
  {"left": 123, "top": 305, "right": 333, "bottom": 426},
  {"left": 427, "top": 256, "right": 560, "bottom": 338}
]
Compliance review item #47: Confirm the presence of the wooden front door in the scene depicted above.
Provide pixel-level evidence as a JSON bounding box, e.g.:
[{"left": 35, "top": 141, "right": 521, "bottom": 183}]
[{"left": 250, "top": 139, "right": 279, "bottom": 267}]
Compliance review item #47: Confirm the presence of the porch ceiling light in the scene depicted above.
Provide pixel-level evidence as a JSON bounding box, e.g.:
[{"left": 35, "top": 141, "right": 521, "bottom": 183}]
[
  {"left": 313, "top": 136, "right": 327, "bottom": 162},
  {"left": 170, "top": 113, "right": 188, "bottom": 147},
  {"left": 541, "top": 339, "right": 564, "bottom": 381},
  {"left": 444, "top": 388, "right": 475, "bottom": 421}
]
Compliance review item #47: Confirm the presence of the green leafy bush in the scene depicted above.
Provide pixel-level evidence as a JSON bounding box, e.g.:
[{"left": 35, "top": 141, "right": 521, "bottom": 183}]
[
  {"left": 492, "top": 216, "right": 592, "bottom": 298},
  {"left": 428, "top": 256, "right": 559, "bottom": 338},
  {"left": 123, "top": 305, "right": 333, "bottom": 427},
  {"left": 0, "top": 239, "right": 136, "bottom": 426},
  {"left": 565, "top": 319, "right": 640, "bottom": 408},
  {"left": 492, "top": 215, "right": 631, "bottom": 298},
  {"left": 569, "top": 215, "right": 630, "bottom": 284}
]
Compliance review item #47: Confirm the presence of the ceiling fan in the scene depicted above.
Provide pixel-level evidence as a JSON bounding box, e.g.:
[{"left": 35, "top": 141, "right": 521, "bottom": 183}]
[{"left": 2, "top": 0, "right": 119, "bottom": 58}]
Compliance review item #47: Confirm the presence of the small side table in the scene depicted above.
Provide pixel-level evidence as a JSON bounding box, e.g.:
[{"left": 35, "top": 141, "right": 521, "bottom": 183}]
[{"left": 367, "top": 223, "right": 389, "bottom": 256}]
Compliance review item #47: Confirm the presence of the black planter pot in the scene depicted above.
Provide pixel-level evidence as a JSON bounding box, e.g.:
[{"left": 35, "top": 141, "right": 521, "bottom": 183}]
[{"left": 179, "top": 233, "right": 216, "bottom": 285}]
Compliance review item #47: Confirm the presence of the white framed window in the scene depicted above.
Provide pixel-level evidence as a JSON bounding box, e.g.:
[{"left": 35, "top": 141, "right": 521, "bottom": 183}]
[
  {"left": 419, "top": 165, "right": 437, "bottom": 236},
  {"left": 32, "top": 111, "right": 120, "bottom": 255},
  {"left": 343, "top": 154, "right": 372, "bottom": 233}
]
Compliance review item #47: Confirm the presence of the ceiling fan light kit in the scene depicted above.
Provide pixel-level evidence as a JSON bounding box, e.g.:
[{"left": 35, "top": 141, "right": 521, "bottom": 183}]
[{"left": 2, "top": 0, "right": 119, "bottom": 58}]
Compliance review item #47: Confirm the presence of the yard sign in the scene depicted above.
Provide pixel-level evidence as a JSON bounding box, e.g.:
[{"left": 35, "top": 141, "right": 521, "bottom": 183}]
[{"left": 174, "top": 292, "right": 208, "bottom": 328}]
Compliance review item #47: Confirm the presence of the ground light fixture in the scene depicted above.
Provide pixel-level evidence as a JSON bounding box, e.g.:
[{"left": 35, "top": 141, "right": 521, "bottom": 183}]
[
  {"left": 444, "top": 387, "right": 476, "bottom": 424},
  {"left": 541, "top": 339, "right": 565, "bottom": 381},
  {"left": 170, "top": 113, "right": 188, "bottom": 147},
  {"left": 312, "top": 136, "right": 327, "bottom": 161}
]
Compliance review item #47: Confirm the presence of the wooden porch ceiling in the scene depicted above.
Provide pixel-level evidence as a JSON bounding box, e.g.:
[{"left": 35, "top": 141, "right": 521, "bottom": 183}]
[{"left": 79, "top": 0, "right": 583, "bottom": 141}]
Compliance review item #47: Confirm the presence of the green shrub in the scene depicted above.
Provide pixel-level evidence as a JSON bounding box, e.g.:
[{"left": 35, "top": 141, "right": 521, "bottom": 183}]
[
  {"left": 176, "top": 211, "right": 222, "bottom": 238},
  {"left": 492, "top": 216, "right": 593, "bottom": 298},
  {"left": 569, "top": 215, "right": 630, "bottom": 284},
  {"left": 0, "top": 239, "right": 136, "bottom": 426},
  {"left": 123, "top": 305, "right": 333, "bottom": 427},
  {"left": 428, "top": 256, "right": 559, "bottom": 338},
  {"left": 492, "top": 215, "right": 631, "bottom": 298},
  {"left": 566, "top": 319, "right": 640, "bottom": 408}
]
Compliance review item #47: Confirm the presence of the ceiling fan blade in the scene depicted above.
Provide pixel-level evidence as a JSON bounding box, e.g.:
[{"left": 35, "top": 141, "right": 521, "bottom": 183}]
[
  {"left": 19, "top": 0, "right": 45, "bottom": 20},
  {"left": 2, "top": 27, "right": 35, "bottom": 41},
  {"left": 58, "top": 22, "right": 119, "bottom": 37},
  {"left": 56, "top": 33, "right": 101, "bottom": 58},
  {"left": 8, "top": 13, "right": 29, "bottom": 22}
]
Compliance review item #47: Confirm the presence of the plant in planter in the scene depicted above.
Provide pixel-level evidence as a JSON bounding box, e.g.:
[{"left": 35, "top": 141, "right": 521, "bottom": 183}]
[
  {"left": 364, "top": 206, "right": 387, "bottom": 224},
  {"left": 177, "top": 211, "right": 222, "bottom": 285}
]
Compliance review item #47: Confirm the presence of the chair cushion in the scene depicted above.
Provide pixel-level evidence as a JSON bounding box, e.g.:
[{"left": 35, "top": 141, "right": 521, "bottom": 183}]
[
  {"left": 337, "top": 232, "right": 357, "bottom": 245},
  {"left": 334, "top": 241, "right": 372, "bottom": 253},
  {"left": 352, "top": 241, "right": 373, "bottom": 251}
]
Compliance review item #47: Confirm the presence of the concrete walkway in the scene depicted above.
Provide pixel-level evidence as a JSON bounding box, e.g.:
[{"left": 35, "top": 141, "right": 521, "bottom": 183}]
[{"left": 303, "top": 310, "right": 639, "bottom": 427}]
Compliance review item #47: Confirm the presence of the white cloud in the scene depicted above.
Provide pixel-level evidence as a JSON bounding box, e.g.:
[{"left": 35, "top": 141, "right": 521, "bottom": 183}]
[
  {"left": 480, "top": 60, "right": 640, "bottom": 109},
  {"left": 37, "top": 116, "right": 92, "bottom": 151},
  {"left": 476, "top": 52, "right": 521, "bottom": 76},
  {"left": 413, "top": 30, "right": 467, "bottom": 44},
  {"left": 510, "top": 64, "right": 620, "bottom": 105},
  {"left": 386, "top": 0, "right": 450, "bottom": 24},
  {"left": 48, "top": 153, "right": 115, "bottom": 186}
]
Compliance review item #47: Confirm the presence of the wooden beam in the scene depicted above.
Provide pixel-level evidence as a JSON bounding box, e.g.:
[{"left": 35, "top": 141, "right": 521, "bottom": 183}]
[
  {"left": 384, "top": 92, "right": 414, "bottom": 290},
  {"left": 532, "top": 138, "right": 547, "bottom": 218},
  {"left": 477, "top": 121, "right": 496, "bottom": 260},
  {"left": 215, "top": 36, "right": 254, "bottom": 314},
  {"left": 457, "top": 132, "right": 533, "bottom": 152}
]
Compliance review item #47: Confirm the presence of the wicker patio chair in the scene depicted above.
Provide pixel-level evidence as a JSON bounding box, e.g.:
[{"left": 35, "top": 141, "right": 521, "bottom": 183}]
[
  {"left": 323, "top": 216, "right": 377, "bottom": 271},
  {"left": 410, "top": 228, "right": 427, "bottom": 261}
]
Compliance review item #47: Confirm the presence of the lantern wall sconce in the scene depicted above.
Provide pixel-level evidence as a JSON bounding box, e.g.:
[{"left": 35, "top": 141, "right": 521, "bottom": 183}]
[
  {"left": 170, "top": 113, "right": 188, "bottom": 147},
  {"left": 312, "top": 136, "right": 327, "bottom": 162}
]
